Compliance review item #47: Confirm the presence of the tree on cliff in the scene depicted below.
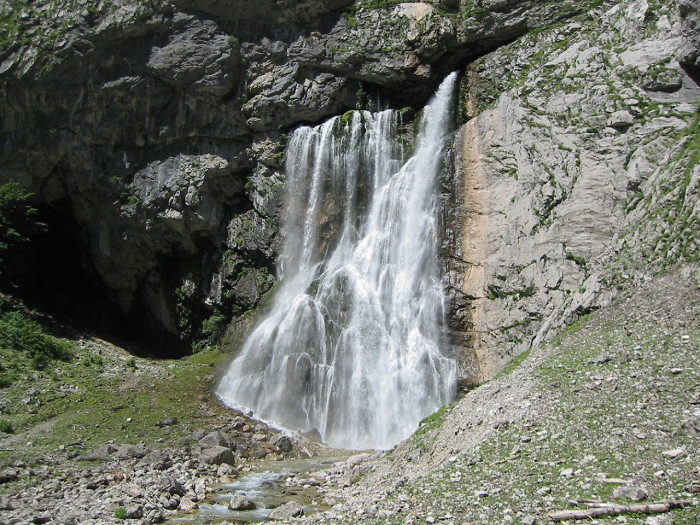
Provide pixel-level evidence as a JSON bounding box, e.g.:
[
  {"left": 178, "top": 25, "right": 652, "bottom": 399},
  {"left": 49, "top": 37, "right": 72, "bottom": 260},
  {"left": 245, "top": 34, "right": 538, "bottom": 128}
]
[{"left": 0, "top": 181, "right": 44, "bottom": 283}]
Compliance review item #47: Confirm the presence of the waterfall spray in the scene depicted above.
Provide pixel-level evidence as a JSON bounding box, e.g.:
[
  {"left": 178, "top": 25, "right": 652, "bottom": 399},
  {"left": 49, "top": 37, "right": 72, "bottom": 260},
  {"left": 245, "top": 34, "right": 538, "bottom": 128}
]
[{"left": 217, "top": 73, "right": 459, "bottom": 450}]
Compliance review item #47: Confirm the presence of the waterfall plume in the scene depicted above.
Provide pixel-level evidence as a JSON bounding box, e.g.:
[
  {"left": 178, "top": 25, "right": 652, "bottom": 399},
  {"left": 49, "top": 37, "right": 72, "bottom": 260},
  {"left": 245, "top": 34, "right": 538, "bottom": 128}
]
[{"left": 217, "top": 73, "right": 459, "bottom": 450}]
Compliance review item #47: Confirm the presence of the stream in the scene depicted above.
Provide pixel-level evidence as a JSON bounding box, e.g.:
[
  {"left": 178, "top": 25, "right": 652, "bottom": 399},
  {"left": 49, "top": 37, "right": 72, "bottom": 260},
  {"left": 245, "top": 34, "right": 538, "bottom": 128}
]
[{"left": 166, "top": 454, "right": 350, "bottom": 524}]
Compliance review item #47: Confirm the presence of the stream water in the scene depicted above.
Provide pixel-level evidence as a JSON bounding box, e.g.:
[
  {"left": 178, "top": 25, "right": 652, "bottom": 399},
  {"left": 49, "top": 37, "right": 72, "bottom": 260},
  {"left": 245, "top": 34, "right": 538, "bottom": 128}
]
[
  {"left": 217, "top": 73, "right": 459, "bottom": 451},
  {"left": 166, "top": 455, "right": 347, "bottom": 524}
]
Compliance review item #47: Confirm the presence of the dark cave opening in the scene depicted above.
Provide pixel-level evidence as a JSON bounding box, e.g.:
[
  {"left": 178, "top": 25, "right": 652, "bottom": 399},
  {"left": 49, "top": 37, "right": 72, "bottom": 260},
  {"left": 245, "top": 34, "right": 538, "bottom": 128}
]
[{"left": 7, "top": 197, "right": 189, "bottom": 357}]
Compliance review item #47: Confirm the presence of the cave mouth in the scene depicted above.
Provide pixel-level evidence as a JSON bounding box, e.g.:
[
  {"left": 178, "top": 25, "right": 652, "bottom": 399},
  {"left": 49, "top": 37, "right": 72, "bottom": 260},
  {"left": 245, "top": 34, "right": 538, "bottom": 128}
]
[{"left": 7, "top": 197, "right": 188, "bottom": 357}]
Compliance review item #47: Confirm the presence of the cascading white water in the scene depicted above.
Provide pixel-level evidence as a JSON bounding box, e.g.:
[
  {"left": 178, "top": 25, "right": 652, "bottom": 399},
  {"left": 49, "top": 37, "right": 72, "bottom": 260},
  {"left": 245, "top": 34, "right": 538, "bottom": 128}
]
[{"left": 217, "top": 73, "right": 459, "bottom": 450}]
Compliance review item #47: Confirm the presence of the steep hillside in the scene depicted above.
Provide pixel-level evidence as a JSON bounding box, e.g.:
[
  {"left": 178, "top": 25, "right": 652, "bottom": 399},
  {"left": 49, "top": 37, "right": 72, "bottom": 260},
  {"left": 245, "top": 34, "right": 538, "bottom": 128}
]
[{"left": 291, "top": 266, "right": 699, "bottom": 524}]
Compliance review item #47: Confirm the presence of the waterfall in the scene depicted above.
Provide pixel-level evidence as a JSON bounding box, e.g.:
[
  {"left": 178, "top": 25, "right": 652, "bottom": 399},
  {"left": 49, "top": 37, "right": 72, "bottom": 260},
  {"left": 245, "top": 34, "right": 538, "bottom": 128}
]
[{"left": 217, "top": 73, "right": 459, "bottom": 450}]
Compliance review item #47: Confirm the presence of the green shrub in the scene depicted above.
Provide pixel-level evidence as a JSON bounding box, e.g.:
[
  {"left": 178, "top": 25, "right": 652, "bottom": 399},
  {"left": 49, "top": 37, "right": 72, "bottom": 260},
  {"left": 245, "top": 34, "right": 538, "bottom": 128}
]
[
  {"left": 0, "top": 419, "right": 13, "bottom": 434},
  {"left": 0, "top": 311, "right": 73, "bottom": 369},
  {"left": 126, "top": 356, "right": 136, "bottom": 369},
  {"left": 0, "top": 181, "right": 44, "bottom": 278},
  {"left": 114, "top": 507, "right": 127, "bottom": 520},
  {"left": 80, "top": 352, "right": 103, "bottom": 369}
]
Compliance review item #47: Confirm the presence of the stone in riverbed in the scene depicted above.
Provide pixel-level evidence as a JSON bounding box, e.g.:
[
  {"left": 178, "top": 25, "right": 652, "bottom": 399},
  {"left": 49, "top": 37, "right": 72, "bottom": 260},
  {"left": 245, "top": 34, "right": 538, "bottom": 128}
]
[
  {"left": 143, "top": 509, "right": 166, "bottom": 523},
  {"left": 271, "top": 434, "right": 294, "bottom": 453},
  {"left": 178, "top": 497, "right": 198, "bottom": 511},
  {"left": 228, "top": 495, "right": 256, "bottom": 510}
]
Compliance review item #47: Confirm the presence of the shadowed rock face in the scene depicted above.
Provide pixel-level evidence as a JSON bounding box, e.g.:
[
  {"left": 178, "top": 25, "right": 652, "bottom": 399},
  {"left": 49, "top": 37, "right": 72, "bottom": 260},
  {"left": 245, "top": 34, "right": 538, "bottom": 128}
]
[{"left": 0, "top": 0, "right": 696, "bottom": 368}]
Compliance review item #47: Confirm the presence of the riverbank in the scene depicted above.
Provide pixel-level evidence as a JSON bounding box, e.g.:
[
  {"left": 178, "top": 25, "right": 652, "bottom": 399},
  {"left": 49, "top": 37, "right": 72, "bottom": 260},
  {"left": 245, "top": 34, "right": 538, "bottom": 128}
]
[{"left": 0, "top": 331, "right": 317, "bottom": 524}]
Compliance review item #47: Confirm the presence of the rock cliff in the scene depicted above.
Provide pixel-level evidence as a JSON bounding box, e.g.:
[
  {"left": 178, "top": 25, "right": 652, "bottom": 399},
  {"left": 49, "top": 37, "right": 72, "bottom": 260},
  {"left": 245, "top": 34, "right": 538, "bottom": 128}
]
[
  {"left": 443, "top": 0, "right": 699, "bottom": 381},
  {"left": 0, "top": 0, "right": 697, "bottom": 371}
]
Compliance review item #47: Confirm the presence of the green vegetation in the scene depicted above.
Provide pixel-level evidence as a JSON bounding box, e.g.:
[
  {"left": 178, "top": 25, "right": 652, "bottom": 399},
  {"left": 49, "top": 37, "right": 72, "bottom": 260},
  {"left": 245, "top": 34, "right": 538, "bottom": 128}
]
[
  {"left": 496, "top": 347, "right": 531, "bottom": 378},
  {"left": 0, "top": 339, "right": 230, "bottom": 469},
  {"left": 487, "top": 284, "right": 535, "bottom": 300},
  {"left": 80, "top": 351, "right": 104, "bottom": 369},
  {"left": 119, "top": 192, "right": 140, "bottom": 206},
  {"left": 356, "top": 0, "right": 414, "bottom": 9},
  {"left": 201, "top": 312, "right": 227, "bottom": 339},
  {"left": 0, "top": 310, "right": 73, "bottom": 372},
  {"left": 565, "top": 251, "right": 587, "bottom": 270},
  {"left": 462, "top": 0, "right": 491, "bottom": 19},
  {"left": 0, "top": 1, "right": 22, "bottom": 49},
  {"left": 415, "top": 402, "right": 453, "bottom": 438},
  {"left": 0, "top": 419, "right": 13, "bottom": 434},
  {"left": 340, "top": 110, "right": 355, "bottom": 128},
  {"left": 0, "top": 181, "right": 44, "bottom": 278},
  {"left": 114, "top": 507, "right": 127, "bottom": 520}
]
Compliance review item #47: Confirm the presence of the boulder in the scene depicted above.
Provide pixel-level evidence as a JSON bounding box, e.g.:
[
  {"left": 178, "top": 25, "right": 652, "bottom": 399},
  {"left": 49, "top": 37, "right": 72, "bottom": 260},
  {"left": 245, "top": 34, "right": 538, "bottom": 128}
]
[
  {"left": 198, "top": 431, "right": 236, "bottom": 449},
  {"left": 268, "top": 501, "right": 304, "bottom": 520},
  {"left": 0, "top": 471, "right": 18, "bottom": 484},
  {"left": 613, "top": 486, "right": 649, "bottom": 501},
  {"left": 114, "top": 444, "right": 149, "bottom": 459},
  {"left": 178, "top": 497, "right": 198, "bottom": 512},
  {"left": 271, "top": 434, "right": 294, "bottom": 453},
  {"left": 607, "top": 110, "right": 636, "bottom": 129},
  {"left": 199, "top": 446, "right": 236, "bottom": 466},
  {"left": 228, "top": 495, "right": 256, "bottom": 510},
  {"left": 124, "top": 504, "right": 143, "bottom": 519}
]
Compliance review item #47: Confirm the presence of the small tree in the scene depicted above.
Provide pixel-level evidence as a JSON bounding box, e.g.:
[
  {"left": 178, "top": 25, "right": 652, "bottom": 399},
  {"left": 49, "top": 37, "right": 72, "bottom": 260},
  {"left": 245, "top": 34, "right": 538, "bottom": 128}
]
[{"left": 0, "top": 181, "right": 44, "bottom": 279}]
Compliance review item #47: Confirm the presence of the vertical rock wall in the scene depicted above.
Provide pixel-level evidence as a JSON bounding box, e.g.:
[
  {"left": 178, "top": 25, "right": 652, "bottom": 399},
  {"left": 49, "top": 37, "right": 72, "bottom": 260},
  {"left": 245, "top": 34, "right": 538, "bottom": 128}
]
[{"left": 445, "top": 0, "right": 699, "bottom": 381}]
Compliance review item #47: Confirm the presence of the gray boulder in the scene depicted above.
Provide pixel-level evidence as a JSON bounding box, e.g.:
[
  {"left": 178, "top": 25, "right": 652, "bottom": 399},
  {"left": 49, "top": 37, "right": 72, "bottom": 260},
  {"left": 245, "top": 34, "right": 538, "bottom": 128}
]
[
  {"left": 228, "top": 495, "right": 256, "bottom": 510},
  {"left": 199, "top": 446, "right": 236, "bottom": 466},
  {"left": 268, "top": 501, "right": 304, "bottom": 520}
]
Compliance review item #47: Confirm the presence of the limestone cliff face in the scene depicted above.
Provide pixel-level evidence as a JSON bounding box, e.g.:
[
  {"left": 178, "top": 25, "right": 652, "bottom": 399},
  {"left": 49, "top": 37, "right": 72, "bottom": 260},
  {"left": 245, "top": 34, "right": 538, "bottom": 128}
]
[
  {"left": 444, "top": 0, "right": 699, "bottom": 381},
  {"left": 0, "top": 0, "right": 582, "bottom": 351},
  {"left": 0, "top": 0, "right": 697, "bottom": 364}
]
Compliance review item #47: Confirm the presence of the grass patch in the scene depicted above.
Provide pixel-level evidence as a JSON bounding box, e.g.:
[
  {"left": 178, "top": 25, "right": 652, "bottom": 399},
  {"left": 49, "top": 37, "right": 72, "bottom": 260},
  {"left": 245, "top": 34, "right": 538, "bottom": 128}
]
[
  {"left": 0, "top": 309, "right": 74, "bottom": 371},
  {"left": 0, "top": 336, "right": 230, "bottom": 470},
  {"left": 496, "top": 347, "right": 531, "bottom": 378},
  {"left": 415, "top": 402, "right": 453, "bottom": 438}
]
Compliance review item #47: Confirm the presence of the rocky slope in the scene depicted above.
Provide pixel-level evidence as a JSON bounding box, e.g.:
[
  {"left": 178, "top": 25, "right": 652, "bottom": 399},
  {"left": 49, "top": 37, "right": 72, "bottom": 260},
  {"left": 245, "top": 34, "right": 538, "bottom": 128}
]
[
  {"left": 0, "top": 328, "right": 316, "bottom": 524},
  {"left": 287, "top": 264, "right": 699, "bottom": 524}
]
